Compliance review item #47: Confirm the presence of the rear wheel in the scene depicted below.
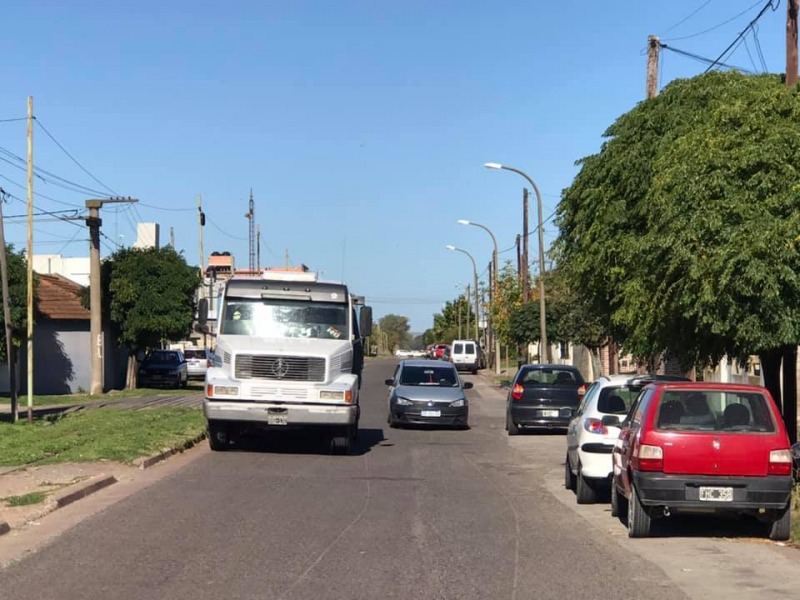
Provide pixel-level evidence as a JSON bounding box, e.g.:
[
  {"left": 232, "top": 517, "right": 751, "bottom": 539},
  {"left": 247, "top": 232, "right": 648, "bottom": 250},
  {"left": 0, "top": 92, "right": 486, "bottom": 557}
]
[
  {"left": 769, "top": 506, "right": 791, "bottom": 541},
  {"left": 207, "top": 420, "right": 230, "bottom": 451},
  {"left": 610, "top": 474, "right": 626, "bottom": 518},
  {"left": 627, "top": 486, "right": 652, "bottom": 538},
  {"left": 330, "top": 424, "right": 356, "bottom": 455},
  {"left": 506, "top": 411, "right": 519, "bottom": 436},
  {"left": 576, "top": 464, "right": 597, "bottom": 504},
  {"left": 564, "top": 453, "right": 576, "bottom": 491}
]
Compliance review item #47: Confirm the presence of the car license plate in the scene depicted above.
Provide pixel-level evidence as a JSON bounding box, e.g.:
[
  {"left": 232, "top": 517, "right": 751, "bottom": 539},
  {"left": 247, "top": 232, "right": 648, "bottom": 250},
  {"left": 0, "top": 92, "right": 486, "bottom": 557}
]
[
  {"left": 267, "top": 415, "right": 288, "bottom": 426},
  {"left": 421, "top": 410, "right": 441, "bottom": 418},
  {"left": 698, "top": 486, "right": 733, "bottom": 502},
  {"left": 540, "top": 409, "right": 559, "bottom": 418}
]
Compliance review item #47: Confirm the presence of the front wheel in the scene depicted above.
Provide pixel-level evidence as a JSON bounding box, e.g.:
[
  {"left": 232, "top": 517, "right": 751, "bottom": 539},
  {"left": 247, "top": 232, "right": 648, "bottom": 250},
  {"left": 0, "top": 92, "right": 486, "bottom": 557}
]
[
  {"left": 207, "top": 420, "right": 231, "bottom": 451},
  {"left": 610, "top": 474, "right": 627, "bottom": 518},
  {"left": 564, "top": 453, "right": 576, "bottom": 491},
  {"left": 330, "top": 424, "right": 356, "bottom": 455}
]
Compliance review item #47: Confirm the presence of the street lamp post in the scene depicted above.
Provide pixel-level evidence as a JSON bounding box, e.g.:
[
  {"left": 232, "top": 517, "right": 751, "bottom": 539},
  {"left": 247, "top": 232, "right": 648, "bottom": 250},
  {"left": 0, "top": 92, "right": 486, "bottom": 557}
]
[
  {"left": 484, "top": 162, "right": 551, "bottom": 363},
  {"left": 458, "top": 219, "right": 501, "bottom": 374},
  {"left": 446, "top": 245, "right": 479, "bottom": 342}
]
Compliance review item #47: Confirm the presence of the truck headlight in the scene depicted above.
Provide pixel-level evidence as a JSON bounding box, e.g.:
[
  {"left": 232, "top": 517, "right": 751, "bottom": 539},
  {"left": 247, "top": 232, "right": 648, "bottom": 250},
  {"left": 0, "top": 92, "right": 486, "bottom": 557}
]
[{"left": 208, "top": 385, "right": 239, "bottom": 397}]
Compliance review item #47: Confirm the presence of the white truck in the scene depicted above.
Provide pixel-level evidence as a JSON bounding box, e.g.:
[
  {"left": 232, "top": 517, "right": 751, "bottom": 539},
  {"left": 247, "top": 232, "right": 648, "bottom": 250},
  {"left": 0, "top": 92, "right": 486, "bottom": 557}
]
[{"left": 197, "top": 270, "right": 372, "bottom": 454}]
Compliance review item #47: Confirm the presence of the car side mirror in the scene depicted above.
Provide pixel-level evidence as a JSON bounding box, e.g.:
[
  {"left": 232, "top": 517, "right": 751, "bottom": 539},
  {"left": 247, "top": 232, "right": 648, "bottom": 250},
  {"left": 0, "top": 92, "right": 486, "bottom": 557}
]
[
  {"left": 384, "top": 378, "right": 395, "bottom": 386},
  {"left": 601, "top": 415, "right": 621, "bottom": 427},
  {"left": 463, "top": 381, "right": 473, "bottom": 389}
]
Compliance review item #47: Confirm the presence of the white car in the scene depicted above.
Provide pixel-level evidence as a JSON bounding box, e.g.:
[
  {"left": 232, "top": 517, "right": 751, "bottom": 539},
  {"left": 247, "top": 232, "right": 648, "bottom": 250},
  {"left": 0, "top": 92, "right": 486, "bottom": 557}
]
[{"left": 565, "top": 374, "right": 686, "bottom": 504}]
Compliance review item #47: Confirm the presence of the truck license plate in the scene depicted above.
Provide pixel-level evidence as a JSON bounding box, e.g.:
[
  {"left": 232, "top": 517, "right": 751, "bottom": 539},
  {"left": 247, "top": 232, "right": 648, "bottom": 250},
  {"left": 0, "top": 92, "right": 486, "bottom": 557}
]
[
  {"left": 540, "top": 409, "right": 559, "bottom": 418},
  {"left": 699, "top": 486, "right": 733, "bottom": 502},
  {"left": 267, "top": 415, "right": 288, "bottom": 426},
  {"left": 421, "top": 410, "right": 441, "bottom": 418}
]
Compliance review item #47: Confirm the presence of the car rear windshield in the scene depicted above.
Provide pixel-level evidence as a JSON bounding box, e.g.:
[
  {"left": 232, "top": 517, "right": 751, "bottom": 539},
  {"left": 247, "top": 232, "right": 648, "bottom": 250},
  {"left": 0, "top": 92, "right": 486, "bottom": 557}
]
[
  {"left": 655, "top": 390, "right": 776, "bottom": 432},
  {"left": 400, "top": 366, "right": 458, "bottom": 387},
  {"left": 596, "top": 385, "right": 643, "bottom": 414},
  {"left": 147, "top": 351, "right": 181, "bottom": 363},
  {"left": 184, "top": 350, "right": 206, "bottom": 359},
  {"left": 519, "top": 368, "right": 580, "bottom": 386}
]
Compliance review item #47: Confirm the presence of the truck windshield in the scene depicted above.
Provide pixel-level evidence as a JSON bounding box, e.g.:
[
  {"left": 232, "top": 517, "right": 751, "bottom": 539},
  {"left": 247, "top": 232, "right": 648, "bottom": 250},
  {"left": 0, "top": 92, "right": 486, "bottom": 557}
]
[{"left": 220, "top": 297, "right": 348, "bottom": 340}]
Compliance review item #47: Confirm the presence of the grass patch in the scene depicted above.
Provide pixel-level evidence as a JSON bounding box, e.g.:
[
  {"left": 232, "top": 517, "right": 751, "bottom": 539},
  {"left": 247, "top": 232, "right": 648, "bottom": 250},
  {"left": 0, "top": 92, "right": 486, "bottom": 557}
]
[
  {"left": 0, "top": 385, "right": 203, "bottom": 407},
  {"left": 3, "top": 491, "right": 46, "bottom": 507},
  {"left": 792, "top": 484, "right": 800, "bottom": 544},
  {"left": 0, "top": 408, "right": 206, "bottom": 466}
]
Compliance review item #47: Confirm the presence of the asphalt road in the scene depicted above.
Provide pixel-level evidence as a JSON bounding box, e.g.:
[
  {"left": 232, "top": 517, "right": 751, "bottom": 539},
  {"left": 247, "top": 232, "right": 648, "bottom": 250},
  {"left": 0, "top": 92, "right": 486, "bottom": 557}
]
[{"left": 0, "top": 359, "right": 797, "bottom": 599}]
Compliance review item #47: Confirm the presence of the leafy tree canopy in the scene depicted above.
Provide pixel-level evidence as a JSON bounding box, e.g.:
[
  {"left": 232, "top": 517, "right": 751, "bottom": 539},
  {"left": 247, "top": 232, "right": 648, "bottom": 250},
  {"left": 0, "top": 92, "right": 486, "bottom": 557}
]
[
  {"left": 379, "top": 314, "right": 411, "bottom": 350},
  {"left": 0, "top": 245, "right": 32, "bottom": 361}
]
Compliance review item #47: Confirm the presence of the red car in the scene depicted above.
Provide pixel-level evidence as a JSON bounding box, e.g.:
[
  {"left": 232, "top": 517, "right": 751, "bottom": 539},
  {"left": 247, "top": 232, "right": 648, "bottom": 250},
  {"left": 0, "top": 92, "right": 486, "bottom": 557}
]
[
  {"left": 434, "top": 344, "right": 449, "bottom": 359},
  {"left": 610, "top": 382, "right": 793, "bottom": 540}
]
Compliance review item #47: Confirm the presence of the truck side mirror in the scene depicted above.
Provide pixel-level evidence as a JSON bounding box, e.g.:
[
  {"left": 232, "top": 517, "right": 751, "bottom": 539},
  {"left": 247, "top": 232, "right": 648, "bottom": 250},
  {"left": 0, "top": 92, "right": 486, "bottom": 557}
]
[
  {"left": 194, "top": 298, "right": 209, "bottom": 333},
  {"left": 359, "top": 306, "right": 373, "bottom": 337}
]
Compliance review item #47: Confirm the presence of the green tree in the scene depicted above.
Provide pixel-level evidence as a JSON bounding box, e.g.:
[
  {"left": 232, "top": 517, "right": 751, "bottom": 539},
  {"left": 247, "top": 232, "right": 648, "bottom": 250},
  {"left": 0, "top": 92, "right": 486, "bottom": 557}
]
[
  {"left": 488, "top": 262, "right": 522, "bottom": 347},
  {"left": 379, "top": 314, "right": 411, "bottom": 351},
  {"left": 556, "top": 71, "right": 800, "bottom": 439},
  {"left": 0, "top": 245, "right": 33, "bottom": 362},
  {"left": 100, "top": 246, "right": 200, "bottom": 388}
]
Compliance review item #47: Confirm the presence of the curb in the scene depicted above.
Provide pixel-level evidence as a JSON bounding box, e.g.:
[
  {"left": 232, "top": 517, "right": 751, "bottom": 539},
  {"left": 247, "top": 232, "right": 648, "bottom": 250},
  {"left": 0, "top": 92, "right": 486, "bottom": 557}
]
[
  {"left": 54, "top": 474, "right": 118, "bottom": 509},
  {"left": 132, "top": 432, "right": 207, "bottom": 470}
]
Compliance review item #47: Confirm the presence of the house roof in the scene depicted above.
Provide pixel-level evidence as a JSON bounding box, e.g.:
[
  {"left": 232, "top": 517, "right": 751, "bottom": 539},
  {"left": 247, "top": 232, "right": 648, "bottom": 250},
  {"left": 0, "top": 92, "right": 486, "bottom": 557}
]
[{"left": 36, "top": 274, "right": 90, "bottom": 320}]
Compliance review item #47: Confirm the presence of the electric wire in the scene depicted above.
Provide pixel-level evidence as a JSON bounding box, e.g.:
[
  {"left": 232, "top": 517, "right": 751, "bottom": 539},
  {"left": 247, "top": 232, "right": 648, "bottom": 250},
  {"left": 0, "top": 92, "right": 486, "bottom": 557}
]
[
  {"left": 208, "top": 217, "right": 247, "bottom": 241},
  {"left": 742, "top": 36, "right": 761, "bottom": 72},
  {"left": 0, "top": 117, "right": 27, "bottom": 123},
  {"left": 34, "top": 117, "right": 119, "bottom": 196},
  {"left": 660, "top": 0, "right": 714, "bottom": 36},
  {"left": 705, "top": 0, "right": 780, "bottom": 73},
  {"left": 659, "top": 43, "right": 755, "bottom": 73},
  {"left": 137, "top": 201, "right": 195, "bottom": 212},
  {"left": 663, "top": 0, "right": 768, "bottom": 42},
  {"left": 752, "top": 26, "right": 769, "bottom": 71}
]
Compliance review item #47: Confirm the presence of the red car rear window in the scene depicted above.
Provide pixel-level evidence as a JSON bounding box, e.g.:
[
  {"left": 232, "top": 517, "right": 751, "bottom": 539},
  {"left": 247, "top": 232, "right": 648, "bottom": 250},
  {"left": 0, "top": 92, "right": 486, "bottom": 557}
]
[{"left": 655, "top": 389, "right": 776, "bottom": 433}]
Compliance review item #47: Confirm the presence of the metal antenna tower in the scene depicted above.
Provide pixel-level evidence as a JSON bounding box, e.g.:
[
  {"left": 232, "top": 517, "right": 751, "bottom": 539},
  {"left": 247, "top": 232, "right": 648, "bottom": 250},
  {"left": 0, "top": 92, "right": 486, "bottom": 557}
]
[{"left": 246, "top": 189, "right": 256, "bottom": 272}]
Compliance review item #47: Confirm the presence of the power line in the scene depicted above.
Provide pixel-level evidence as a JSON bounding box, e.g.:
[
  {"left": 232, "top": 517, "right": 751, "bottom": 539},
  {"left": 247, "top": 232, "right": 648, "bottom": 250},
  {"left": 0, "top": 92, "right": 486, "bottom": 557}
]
[
  {"left": 663, "top": 0, "right": 767, "bottom": 42},
  {"left": 660, "top": 43, "right": 755, "bottom": 72},
  {"left": 705, "top": 0, "right": 780, "bottom": 73},
  {"left": 207, "top": 217, "right": 247, "bottom": 241},
  {"left": 661, "top": 0, "right": 713, "bottom": 36},
  {"left": 137, "top": 201, "right": 195, "bottom": 212},
  {"left": 0, "top": 117, "right": 27, "bottom": 123},
  {"left": 33, "top": 117, "right": 119, "bottom": 196}
]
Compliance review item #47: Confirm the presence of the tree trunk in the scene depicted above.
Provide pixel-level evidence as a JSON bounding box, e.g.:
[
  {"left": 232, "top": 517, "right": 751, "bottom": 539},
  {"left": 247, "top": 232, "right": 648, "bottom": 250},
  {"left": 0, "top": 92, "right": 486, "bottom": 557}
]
[
  {"left": 126, "top": 354, "right": 138, "bottom": 390},
  {"left": 782, "top": 345, "right": 797, "bottom": 445},
  {"left": 759, "top": 347, "right": 784, "bottom": 413}
]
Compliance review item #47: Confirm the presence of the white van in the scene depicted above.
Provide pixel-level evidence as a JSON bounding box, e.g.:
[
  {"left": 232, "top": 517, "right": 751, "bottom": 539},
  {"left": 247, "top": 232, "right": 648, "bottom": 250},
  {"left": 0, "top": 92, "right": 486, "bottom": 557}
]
[{"left": 450, "top": 339, "right": 479, "bottom": 374}]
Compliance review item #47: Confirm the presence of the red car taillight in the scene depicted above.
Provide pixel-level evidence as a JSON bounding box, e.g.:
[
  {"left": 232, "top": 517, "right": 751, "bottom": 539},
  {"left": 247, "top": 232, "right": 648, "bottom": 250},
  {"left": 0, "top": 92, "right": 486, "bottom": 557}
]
[
  {"left": 768, "top": 449, "right": 793, "bottom": 476},
  {"left": 511, "top": 383, "right": 524, "bottom": 401},
  {"left": 636, "top": 444, "right": 663, "bottom": 472},
  {"left": 583, "top": 418, "right": 607, "bottom": 435}
]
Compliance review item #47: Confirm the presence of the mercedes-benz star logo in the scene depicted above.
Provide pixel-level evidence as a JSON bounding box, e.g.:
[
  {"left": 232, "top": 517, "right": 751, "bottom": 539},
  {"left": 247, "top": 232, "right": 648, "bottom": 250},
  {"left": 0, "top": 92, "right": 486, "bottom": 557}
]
[{"left": 271, "top": 358, "right": 290, "bottom": 379}]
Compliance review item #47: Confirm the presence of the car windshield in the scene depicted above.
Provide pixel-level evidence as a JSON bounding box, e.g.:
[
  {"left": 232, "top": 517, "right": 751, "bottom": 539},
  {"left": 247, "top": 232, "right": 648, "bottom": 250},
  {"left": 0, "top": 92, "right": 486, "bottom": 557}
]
[
  {"left": 519, "top": 368, "right": 578, "bottom": 385},
  {"left": 400, "top": 366, "right": 458, "bottom": 387},
  {"left": 596, "top": 385, "right": 643, "bottom": 415},
  {"left": 655, "top": 389, "right": 776, "bottom": 432},
  {"left": 220, "top": 297, "right": 348, "bottom": 339},
  {"left": 147, "top": 351, "right": 180, "bottom": 363}
]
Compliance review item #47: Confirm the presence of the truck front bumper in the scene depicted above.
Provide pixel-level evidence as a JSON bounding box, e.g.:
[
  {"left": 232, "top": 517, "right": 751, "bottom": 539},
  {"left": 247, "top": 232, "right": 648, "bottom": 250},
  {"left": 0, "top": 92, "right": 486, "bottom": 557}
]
[{"left": 204, "top": 399, "right": 358, "bottom": 426}]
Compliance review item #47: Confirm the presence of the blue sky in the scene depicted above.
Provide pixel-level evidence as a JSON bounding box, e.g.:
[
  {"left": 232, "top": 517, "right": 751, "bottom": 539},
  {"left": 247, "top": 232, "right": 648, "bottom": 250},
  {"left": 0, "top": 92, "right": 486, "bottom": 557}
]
[{"left": 0, "top": 1, "right": 788, "bottom": 331}]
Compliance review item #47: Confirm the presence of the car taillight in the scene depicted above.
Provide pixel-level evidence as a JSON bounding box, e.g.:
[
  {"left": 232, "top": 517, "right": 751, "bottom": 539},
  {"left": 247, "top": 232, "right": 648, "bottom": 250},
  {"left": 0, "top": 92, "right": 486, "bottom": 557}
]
[
  {"left": 584, "top": 418, "right": 607, "bottom": 435},
  {"left": 768, "top": 449, "right": 793, "bottom": 476},
  {"left": 511, "top": 383, "right": 524, "bottom": 401},
  {"left": 636, "top": 444, "right": 663, "bottom": 472},
  {"left": 578, "top": 384, "right": 587, "bottom": 397}
]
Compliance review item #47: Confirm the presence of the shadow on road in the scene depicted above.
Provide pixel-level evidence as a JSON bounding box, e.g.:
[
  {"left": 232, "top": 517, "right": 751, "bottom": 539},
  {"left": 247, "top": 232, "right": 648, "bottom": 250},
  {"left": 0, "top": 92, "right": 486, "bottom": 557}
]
[{"left": 225, "top": 427, "right": 386, "bottom": 457}]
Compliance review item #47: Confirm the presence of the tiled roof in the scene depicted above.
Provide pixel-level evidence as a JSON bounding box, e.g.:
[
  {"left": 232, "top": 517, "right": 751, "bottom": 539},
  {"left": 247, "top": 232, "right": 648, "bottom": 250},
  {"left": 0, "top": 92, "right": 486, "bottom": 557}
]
[{"left": 36, "top": 274, "right": 90, "bottom": 320}]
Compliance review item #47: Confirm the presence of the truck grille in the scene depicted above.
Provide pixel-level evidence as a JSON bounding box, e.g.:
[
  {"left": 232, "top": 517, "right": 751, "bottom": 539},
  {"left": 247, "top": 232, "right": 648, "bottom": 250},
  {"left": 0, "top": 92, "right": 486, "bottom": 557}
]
[{"left": 235, "top": 355, "right": 326, "bottom": 382}]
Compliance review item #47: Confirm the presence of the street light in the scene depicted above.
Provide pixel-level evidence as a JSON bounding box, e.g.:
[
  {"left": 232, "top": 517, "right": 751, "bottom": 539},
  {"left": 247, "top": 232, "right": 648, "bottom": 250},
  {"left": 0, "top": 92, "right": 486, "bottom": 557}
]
[
  {"left": 446, "top": 245, "right": 479, "bottom": 341},
  {"left": 458, "top": 219, "right": 500, "bottom": 374},
  {"left": 484, "top": 162, "right": 551, "bottom": 363}
]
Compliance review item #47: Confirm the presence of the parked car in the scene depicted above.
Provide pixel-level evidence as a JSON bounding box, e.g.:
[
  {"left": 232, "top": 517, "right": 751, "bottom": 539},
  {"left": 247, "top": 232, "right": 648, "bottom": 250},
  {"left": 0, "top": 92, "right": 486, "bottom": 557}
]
[
  {"left": 450, "top": 339, "right": 479, "bottom": 374},
  {"left": 385, "top": 359, "right": 472, "bottom": 429},
  {"left": 138, "top": 349, "right": 189, "bottom": 389},
  {"left": 184, "top": 347, "right": 212, "bottom": 380},
  {"left": 611, "top": 381, "right": 793, "bottom": 540},
  {"left": 565, "top": 374, "right": 687, "bottom": 504},
  {"left": 506, "top": 364, "right": 586, "bottom": 435}
]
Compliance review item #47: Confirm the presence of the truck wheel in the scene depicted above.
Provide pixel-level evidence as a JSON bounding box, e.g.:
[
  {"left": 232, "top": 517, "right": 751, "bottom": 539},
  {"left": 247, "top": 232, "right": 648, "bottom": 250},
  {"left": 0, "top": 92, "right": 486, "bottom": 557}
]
[
  {"left": 330, "top": 425, "right": 355, "bottom": 455},
  {"left": 768, "top": 506, "right": 791, "bottom": 541},
  {"left": 208, "top": 420, "right": 230, "bottom": 451}
]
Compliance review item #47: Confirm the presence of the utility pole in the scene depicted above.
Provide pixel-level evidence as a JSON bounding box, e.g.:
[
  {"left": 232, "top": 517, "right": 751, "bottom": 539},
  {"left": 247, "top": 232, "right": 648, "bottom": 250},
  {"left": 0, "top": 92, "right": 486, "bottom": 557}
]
[
  {"left": 522, "top": 188, "right": 530, "bottom": 302},
  {"left": 25, "top": 96, "right": 33, "bottom": 422},
  {"left": 646, "top": 35, "right": 661, "bottom": 99},
  {"left": 246, "top": 189, "right": 256, "bottom": 272},
  {"left": 788, "top": 1, "right": 799, "bottom": 88},
  {"left": 257, "top": 225, "right": 261, "bottom": 273},
  {"left": 516, "top": 235, "right": 521, "bottom": 285},
  {"left": 85, "top": 197, "right": 138, "bottom": 395},
  {"left": 197, "top": 193, "right": 205, "bottom": 278},
  {"left": 465, "top": 283, "right": 471, "bottom": 339},
  {"left": 169, "top": 227, "right": 175, "bottom": 248},
  {"left": 0, "top": 190, "right": 18, "bottom": 422}
]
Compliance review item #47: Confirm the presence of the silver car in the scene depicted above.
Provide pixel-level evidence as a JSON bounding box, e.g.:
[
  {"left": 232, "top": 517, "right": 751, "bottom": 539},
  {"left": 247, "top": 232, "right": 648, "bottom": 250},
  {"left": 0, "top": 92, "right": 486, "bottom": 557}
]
[
  {"left": 184, "top": 347, "right": 212, "bottom": 380},
  {"left": 385, "top": 359, "right": 472, "bottom": 429}
]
